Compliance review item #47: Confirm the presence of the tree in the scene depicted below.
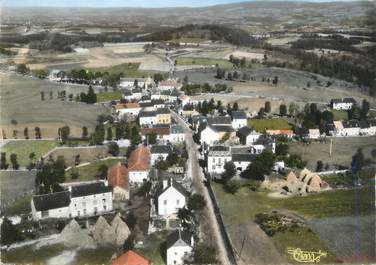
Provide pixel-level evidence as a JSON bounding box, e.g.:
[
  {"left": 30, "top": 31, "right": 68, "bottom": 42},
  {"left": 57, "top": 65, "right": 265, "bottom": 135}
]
[
  {"left": 215, "top": 68, "right": 225, "bottom": 79},
  {"left": 130, "top": 126, "right": 141, "bottom": 145},
  {"left": 10, "top": 153, "right": 19, "bottom": 169},
  {"left": 35, "top": 127, "right": 41, "bottom": 139},
  {"left": 82, "top": 126, "right": 88, "bottom": 139},
  {"left": 122, "top": 234, "right": 135, "bottom": 252},
  {"left": 316, "top": 160, "right": 324, "bottom": 172},
  {"left": 241, "top": 150, "right": 276, "bottom": 181},
  {"left": 264, "top": 101, "right": 271, "bottom": 113},
  {"left": 60, "top": 126, "right": 70, "bottom": 143},
  {"left": 126, "top": 212, "right": 137, "bottom": 229},
  {"left": 16, "top": 64, "right": 29, "bottom": 74},
  {"left": 227, "top": 72, "right": 232, "bottom": 80},
  {"left": 232, "top": 102, "right": 239, "bottom": 111},
  {"left": 40, "top": 91, "right": 45, "bottom": 101},
  {"left": 240, "top": 57, "right": 246, "bottom": 68},
  {"left": 183, "top": 75, "right": 189, "bottom": 84},
  {"left": 193, "top": 243, "right": 217, "bottom": 264},
  {"left": 233, "top": 71, "right": 239, "bottom": 79},
  {"left": 188, "top": 194, "right": 206, "bottom": 211},
  {"left": 106, "top": 127, "right": 113, "bottom": 141},
  {"left": 108, "top": 142, "right": 120, "bottom": 156},
  {"left": 98, "top": 164, "right": 108, "bottom": 179},
  {"left": 70, "top": 168, "right": 79, "bottom": 179},
  {"left": 222, "top": 161, "right": 236, "bottom": 181},
  {"left": 0, "top": 152, "right": 9, "bottom": 170},
  {"left": 276, "top": 142, "right": 288, "bottom": 156},
  {"left": 279, "top": 104, "right": 287, "bottom": 116},
  {"left": 224, "top": 180, "right": 241, "bottom": 194},
  {"left": 272, "top": 76, "right": 278, "bottom": 86},
  {"left": 258, "top": 107, "right": 265, "bottom": 118},
  {"left": 23, "top": 127, "right": 29, "bottom": 139},
  {"left": 86, "top": 85, "right": 97, "bottom": 104},
  {"left": 288, "top": 102, "right": 299, "bottom": 117},
  {"left": 361, "top": 99, "right": 370, "bottom": 120},
  {"left": 148, "top": 132, "right": 157, "bottom": 145},
  {"left": 1, "top": 217, "right": 22, "bottom": 245}
]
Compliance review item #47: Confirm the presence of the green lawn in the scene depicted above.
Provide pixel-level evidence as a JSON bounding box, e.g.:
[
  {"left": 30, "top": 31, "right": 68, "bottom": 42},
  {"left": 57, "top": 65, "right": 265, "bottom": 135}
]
[
  {"left": 65, "top": 158, "right": 125, "bottom": 182},
  {"left": 2, "top": 195, "right": 32, "bottom": 216},
  {"left": 248, "top": 118, "right": 292, "bottom": 132},
  {"left": 171, "top": 37, "right": 207, "bottom": 43},
  {"left": 332, "top": 110, "right": 348, "bottom": 121},
  {"left": 97, "top": 91, "right": 123, "bottom": 102},
  {"left": 273, "top": 227, "right": 338, "bottom": 264},
  {"left": 212, "top": 182, "right": 374, "bottom": 223},
  {"left": 2, "top": 140, "right": 59, "bottom": 167},
  {"left": 90, "top": 63, "right": 155, "bottom": 78},
  {"left": 136, "top": 231, "right": 168, "bottom": 265},
  {"left": 176, "top": 57, "right": 233, "bottom": 69}
]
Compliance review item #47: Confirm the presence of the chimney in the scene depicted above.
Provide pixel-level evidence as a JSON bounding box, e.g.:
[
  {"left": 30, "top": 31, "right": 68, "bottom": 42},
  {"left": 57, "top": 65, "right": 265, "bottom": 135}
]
[
  {"left": 163, "top": 179, "right": 168, "bottom": 189},
  {"left": 190, "top": 235, "right": 194, "bottom": 247}
]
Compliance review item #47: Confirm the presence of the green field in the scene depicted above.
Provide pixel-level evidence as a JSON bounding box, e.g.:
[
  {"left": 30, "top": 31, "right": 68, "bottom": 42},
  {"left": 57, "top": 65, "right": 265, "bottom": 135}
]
[
  {"left": 171, "top": 37, "right": 207, "bottom": 43},
  {"left": 97, "top": 91, "right": 123, "bottom": 102},
  {"left": 212, "top": 182, "right": 374, "bottom": 223},
  {"left": 65, "top": 158, "right": 125, "bottom": 182},
  {"left": 2, "top": 195, "right": 32, "bottom": 216},
  {"left": 90, "top": 63, "right": 155, "bottom": 78},
  {"left": 273, "top": 227, "right": 338, "bottom": 264},
  {"left": 248, "top": 118, "right": 292, "bottom": 132},
  {"left": 2, "top": 140, "right": 59, "bottom": 167},
  {"left": 332, "top": 110, "right": 348, "bottom": 121},
  {"left": 176, "top": 57, "right": 233, "bottom": 69},
  {"left": 136, "top": 231, "right": 168, "bottom": 265}
]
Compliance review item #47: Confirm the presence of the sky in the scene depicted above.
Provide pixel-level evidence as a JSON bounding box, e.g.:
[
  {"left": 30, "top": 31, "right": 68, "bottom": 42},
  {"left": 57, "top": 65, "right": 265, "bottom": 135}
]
[{"left": 3, "top": 0, "right": 365, "bottom": 8}]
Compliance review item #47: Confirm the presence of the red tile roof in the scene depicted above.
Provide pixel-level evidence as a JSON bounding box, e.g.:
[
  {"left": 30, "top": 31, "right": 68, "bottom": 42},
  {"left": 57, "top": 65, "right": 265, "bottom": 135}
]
[
  {"left": 128, "top": 145, "right": 151, "bottom": 172},
  {"left": 112, "top": 250, "right": 151, "bottom": 265},
  {"left": 107, "top": 162, "right": 129, "bottom": 190},
  {"left": 266, "top": 129, "right": 294, "bottom": 136}
]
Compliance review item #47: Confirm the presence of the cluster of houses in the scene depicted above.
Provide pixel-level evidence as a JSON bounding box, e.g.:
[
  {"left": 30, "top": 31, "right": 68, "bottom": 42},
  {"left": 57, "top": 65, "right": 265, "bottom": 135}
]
[
  {"left": 327, "top": 119, "right": 376, "bottom": 137},
  {"left": 30, "top": 77, "right": 195, "bottom": 265}
]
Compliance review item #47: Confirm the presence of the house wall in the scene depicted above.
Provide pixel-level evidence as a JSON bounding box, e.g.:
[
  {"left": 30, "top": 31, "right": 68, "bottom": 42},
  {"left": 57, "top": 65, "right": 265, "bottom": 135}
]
[
  {"left": 118, "top": 108, "right": 141, "bottom": 117},
  {"left": 200, "top": 128, "right": 219, "bottom": 146},
  {"left": 232, "top": 119, "right": 247, "bottom": 129},
  {"left": 207, "top": 155, "right": 232, "bottom": 174},
  {"left": 167, "top": 245, "right": 192, "bottom": 265},
  {"left": 139, "top": 116, "right": 157, "bottom": 126},
  {"left": 31, "top": 200, "right": 71, "bottom": 221},
  {"left": 70, "top": 192, "right": 113, "bottom": 218},
  {"left": 158, "top": 187, "right": 186, "bottom": 216},
  {"left": 157, "top": 114, "right": 171, "bottom": 124},
  {"left": 113, "top": 186, "right": 129, "bottom": 201},
  {"left": 233, "top": 161, "right": 251, "bottom": 171},
  {"left": 246, "top": 134, "right": 261, "bottom": 145},
  {"left": 129, "top": 170, "right": 149, "bottom": 183},
  {"left": 333, "top": 102, "right": 353, "bottom": 110},
  {"left": 166, "top": 133, "right": 185, "bottom": 143},
  {"left": 337, "top": 127, "right": 360, "bottom": 136},
  {"left": 151, "top": 153, "right": 169, "bottom": 165}
]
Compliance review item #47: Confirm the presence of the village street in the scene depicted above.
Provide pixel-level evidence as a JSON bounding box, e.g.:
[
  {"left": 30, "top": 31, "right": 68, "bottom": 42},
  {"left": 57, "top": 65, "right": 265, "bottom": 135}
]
[{"left": 171, "top": 110, "right": 234, "bottom": 265}]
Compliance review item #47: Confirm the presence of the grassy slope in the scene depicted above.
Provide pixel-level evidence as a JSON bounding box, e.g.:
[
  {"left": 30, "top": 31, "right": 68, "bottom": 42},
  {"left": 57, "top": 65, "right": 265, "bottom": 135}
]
[
  {"left": 2, "top": 140, "right": 59, "bottom": 167},
  {"left": 89, "top": 63, "right": 155, "bottom": 78},
  {"left": 248, "top": 118, "right": 292, "bottom": 132},
  {"left": 332, "top": 109, "right": 348, "bottom": 121},
  {"left": 65, "top": 158, "right": 125, "bottom": 182},
  {"left": 97, "top": 91, "right": 123, "bottom": 102},
  {"left": 176, "top": 57, "right": 233, "bottom": 69}
]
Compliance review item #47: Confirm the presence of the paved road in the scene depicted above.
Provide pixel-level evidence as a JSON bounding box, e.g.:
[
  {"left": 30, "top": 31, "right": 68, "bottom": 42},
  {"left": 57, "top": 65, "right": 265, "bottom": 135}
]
[{"left": 171, "top": 110, "right": 234, "bottom": 265}]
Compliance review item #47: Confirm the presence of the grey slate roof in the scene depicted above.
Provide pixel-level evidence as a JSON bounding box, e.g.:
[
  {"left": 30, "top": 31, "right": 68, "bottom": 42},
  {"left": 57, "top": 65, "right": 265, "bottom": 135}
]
[
  {"left": 157, "top": 179, "right": 189, "bottom": 199},
  {"left": 71, "top": 182, "right": 112, "bottom": 198},
  {"left": 151, "top": 145, "right": 173, "bottom": 154},
  {"left": 232, "top": 111, "right": 247, "bottom": 119},
  {"left": 211, "top": 125, "right": 234, "bottom": 133},
  {"left": 170, "top": 124, "right": 184, "bottom": 134},
  {"left": 207, "top": 116, "right": 232, "bottom": 126},
  {"left": 166, "top": 230, "right": 192, "bottom": 250},
  {"left": 232, "top": 153, "right": 256, "bottom": 162},
  {"left": 237, "top": 126, "right": 253, "bottom": 137},
  {"left": 32, "top": 191, "right": 71, "bottom": 211},
  {"left": 343, "top": 120, "right": 360, "bottom": 128},
  {"left": 139, "top": 111, "right": 156, "bottom": 117},
  {"left": 156, "top": 108, "right": 170, "bottom": 115},
  {"left": 209, "top": 145, "right": 230, "bottom": 152}
]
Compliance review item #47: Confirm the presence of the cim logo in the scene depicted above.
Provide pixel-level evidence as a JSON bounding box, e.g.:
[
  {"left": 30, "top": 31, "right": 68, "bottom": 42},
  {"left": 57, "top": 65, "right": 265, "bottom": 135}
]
[{"left": 287, "top": 247, "right": 327, "bottom": 263}]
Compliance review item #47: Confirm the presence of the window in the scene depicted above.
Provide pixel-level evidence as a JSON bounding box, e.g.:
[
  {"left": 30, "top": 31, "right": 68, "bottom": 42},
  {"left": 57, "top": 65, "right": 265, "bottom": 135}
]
[
  {"left": 93, "top": 200, "right": 97, "bottom": 205},
  {"left": 77, "top": 211, "right": 80, "bottom": 217},
  {"left": 104, "top": 205, "right": 107, "bottom": 210},
  {"left": 103, "top": 199, "right": 106, "bottom": 203},
  {"left": 41, "top": 210, "right": 49, "bottom": 217},
  {"left": 164, "top": 200, "right": 167, "bottom": 205},
  {"left": 83, "top": 209, "right": 87, "bottom": 215},
  {"left": 176, "top": 199, "right": 180, "bottom": 205},
  {"left": 212, "top": 158, "right": 215, "bottom": 162}
]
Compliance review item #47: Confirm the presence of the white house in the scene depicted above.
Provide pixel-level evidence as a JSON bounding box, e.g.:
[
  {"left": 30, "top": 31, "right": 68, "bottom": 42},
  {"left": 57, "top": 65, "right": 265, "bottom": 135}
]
[
  {"left": 115, "top": 103, "right": 141, "bottom": 118},
  {"left": 200, "top": 125, "right": 234, "bottom": 146},
  {"left": 207, "top": 146, "right": 232, "bottom": 175},
  {"left": 157, "top": 179, "right": 188, "bottom": 217},
  {"left": 120, "top": 77, "right": 154, "bottom": 89},
  {"left": 150, "top": 145, "right": 173, "bottom": 165},
  {"left": 232, "top": 153, "right": 255, "bottom": 171},
  {"left": 308, "top": 129, "right": 321, "bottom": 140},
  {"left": 139, "top": 111, "right": 157, "bottom": 126},
  {"left": 31, "top": 182, "right": 113, "bottom": 221},
  {"left": 231, "top": 111, "right": 248, "bottom": 129},
  {"left": 165, "top": 124, "right": 185, "bottom": 143},
  {"left": 159, "top": 80, "right": 182, "bottom": 91},
  {"left": 237, "top": 126, "right": 261, "bottom": 145},
  {"left": 127, "top": 145, "right": 151, "bottom": 184},
  {"left": 166, "top": 230, "right": 193, "bottom": 265},
  {"left": 360, "top": 119, "right": 376, "bottom": 136},
  {"left": 49, "top": 70, "right": 65, "bottom": 82},
  {"left": 331, "top": 98, "right": 356, "bottom": 110},
  {"left": 179, "top": 95, "right": 191, "bottom": 107},
  {"left": 333, "top": 120, "right": 360, "bottom": 137}
]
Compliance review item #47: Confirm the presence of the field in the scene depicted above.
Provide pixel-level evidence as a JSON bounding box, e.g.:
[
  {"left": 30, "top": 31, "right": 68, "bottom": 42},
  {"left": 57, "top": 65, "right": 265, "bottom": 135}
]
[
  {"left": 0, "top": 72, "right": 109, "bottom": 138},
  {"left": 289, "top": 136, "right": 376, "bottom": 170},
  {"left": 65, "top": 158, "right": 124, "bottom": 182},
  {"left": 248, "top": 118, "right": 292, "bottom": 132},
  {"left": 1, "top": 244, "right": 116, "bottom": 265},
  {"left": 1, "top": 140, "right": 59, "bottom": 167},
  {"left": 89, "top": 62, "right": 155, "bottom": 78},
  {"left": 332, "top": 110, "right": 348, "bottom": 121},
  {"left": 212, "top": 182, "right": 374, "bottom": 264},
  {"left": 97, "top": 91, "right": 123, "bottom": 102},
  {"left": 48, "top": 146, "right": 110, "bottom": 167},
  {"left": 176, "top": 57, "right": 233, "bottom": 69}
]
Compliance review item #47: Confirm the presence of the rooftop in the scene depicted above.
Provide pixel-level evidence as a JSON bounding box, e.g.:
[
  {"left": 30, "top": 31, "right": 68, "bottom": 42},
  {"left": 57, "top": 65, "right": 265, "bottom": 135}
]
[
  {"left": 32, "top": 191, "right": 71, "bottom": 212},
  {"left": 112, "top": 250, "right": 151, "bottom": 265},
  {"left": 71, "top": 182, "right": 112, "bottom": 198},
  {"left": 166, "top": 229, "right": 192, "bottom": 250},
  {"left": 231, "top": 111, "right": 247, "bottom": 119},
  {"left": 150, "top": 145, "right": 173, "bottom": 154},
  {"left": 107, "top": 162, "right": 129, "bottom": 191},
  {"left": 128, "top": 145, "right": 151, "bottom": 172},
  {"left": 207, "top": 116, "right": 232, "bottom": 126}
]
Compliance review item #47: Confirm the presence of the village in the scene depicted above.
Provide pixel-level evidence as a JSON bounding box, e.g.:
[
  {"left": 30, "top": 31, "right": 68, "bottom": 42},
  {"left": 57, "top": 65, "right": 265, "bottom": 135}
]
[{"left": 1, "top": 1, "right": 376, "bottom": 264}]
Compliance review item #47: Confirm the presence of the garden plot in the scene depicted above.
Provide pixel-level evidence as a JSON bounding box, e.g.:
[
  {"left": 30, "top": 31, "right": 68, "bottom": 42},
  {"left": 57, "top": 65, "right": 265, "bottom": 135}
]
[{"left": 223, "top": 50, "right": 265, "bottom": 61}]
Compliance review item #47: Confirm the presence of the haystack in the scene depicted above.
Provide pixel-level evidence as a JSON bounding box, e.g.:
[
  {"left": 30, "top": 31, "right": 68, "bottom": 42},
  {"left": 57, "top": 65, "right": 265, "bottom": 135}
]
[
  {"left": 111, "top": 213, "right": 131, "bottom": 246},
  {"left": 93, "top": 216, "right": 112, "bottom": 242},
  {"left": 60, "top": 219, "right": 96, "bottom": 249},
  {"left": 285, "top": 171, "right": 298, "bottom": 184}
]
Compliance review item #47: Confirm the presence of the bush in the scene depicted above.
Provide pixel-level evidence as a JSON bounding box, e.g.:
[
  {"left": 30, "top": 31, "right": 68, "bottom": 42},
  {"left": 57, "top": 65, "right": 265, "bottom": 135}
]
[
  {"left": 193, "top": 243, "right": 217, "bottom": 264},
  {"left": 255, "top": 212, "right": 284, "bottom": 236},
  {"left": 224, "top": 180, "right": 241, "bottom": 194},
  {"left": 188, "top": 194, "right": 206, "bottom": 211}
]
